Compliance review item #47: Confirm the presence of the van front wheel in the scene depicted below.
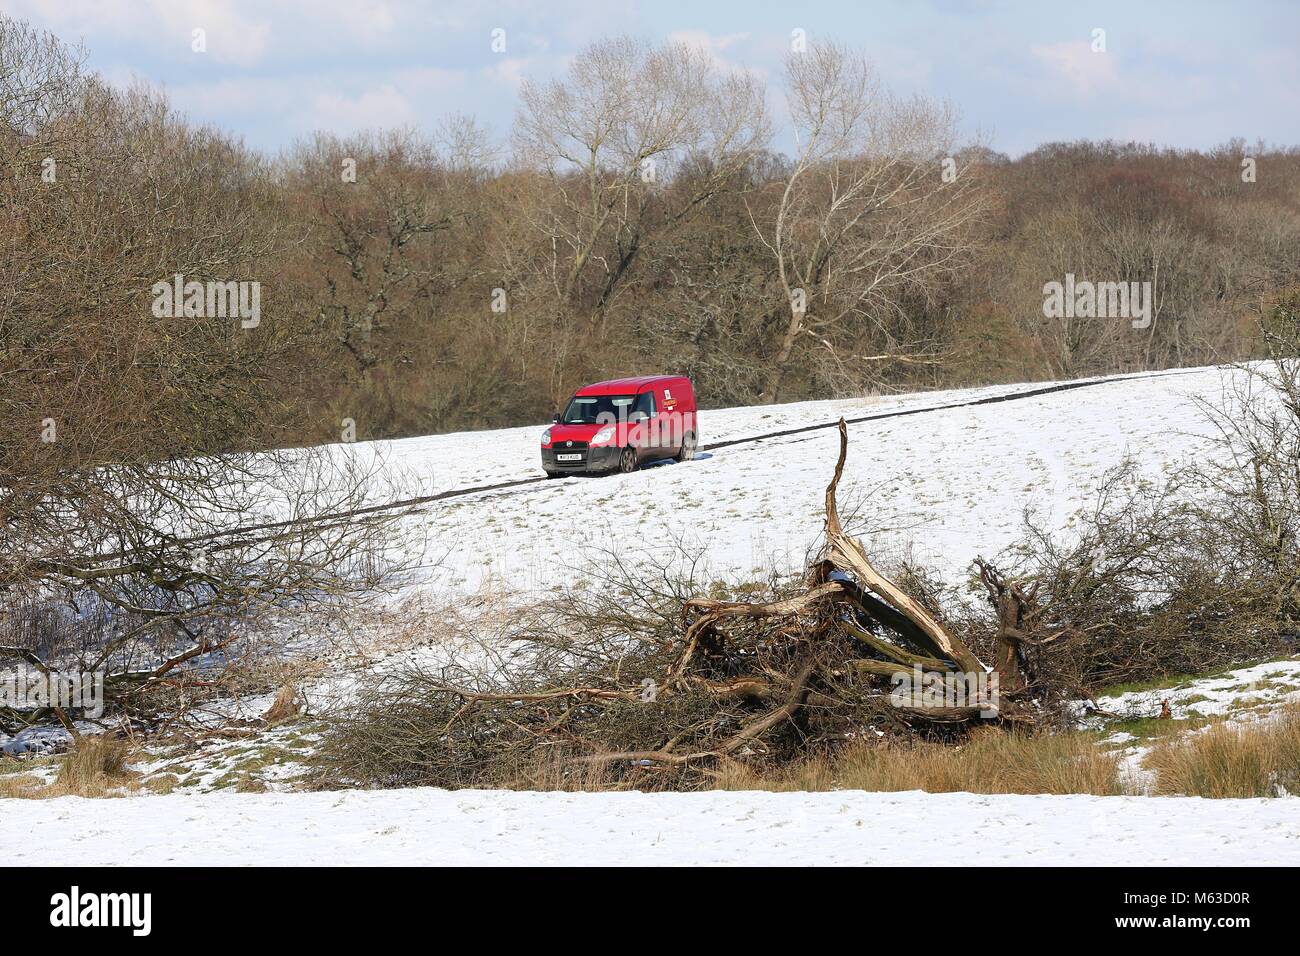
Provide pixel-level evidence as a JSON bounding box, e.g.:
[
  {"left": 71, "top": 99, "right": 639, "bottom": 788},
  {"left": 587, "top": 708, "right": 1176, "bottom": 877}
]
[
  {"left": 676, "top": 432, "right": 696, "bottom": 462},
  {"left": 618, "top": 446, "right": 638, "bottom": 474}
]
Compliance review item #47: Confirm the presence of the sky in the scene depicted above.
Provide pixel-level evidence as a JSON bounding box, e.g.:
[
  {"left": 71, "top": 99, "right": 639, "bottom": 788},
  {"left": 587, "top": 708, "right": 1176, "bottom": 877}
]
[{"left": 2, "top": 0, "right": 1297, "bottom": 158}]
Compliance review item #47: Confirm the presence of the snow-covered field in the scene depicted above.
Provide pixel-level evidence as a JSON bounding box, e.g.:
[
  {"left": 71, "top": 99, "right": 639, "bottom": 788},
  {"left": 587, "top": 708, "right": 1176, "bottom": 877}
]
[
  {"left": 9, "top": 785, "right": 1299, "bottom": 865},
  {"left": 1092, "top": 659, "right": 1300, "bottom": 724},
  {"left": 376, "top": 365, "right": 1226, "bottom": 600},
  {"left": 8, "top": 364, "right": 1300, "bottom": 866}
]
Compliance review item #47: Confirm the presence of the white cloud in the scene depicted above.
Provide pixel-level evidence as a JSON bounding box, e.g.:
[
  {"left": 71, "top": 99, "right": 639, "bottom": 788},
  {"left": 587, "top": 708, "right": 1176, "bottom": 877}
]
[
  {"left": 486, "top": 56, "right": 530, "bottom": 91},
  {"left": 4, "top": 0, "right": 271, "bottom": 66},
  {"left": 168, "top": 75, "right": 297, "bottom": 117},
  {"left": 1030, "top": 39, "right": 1119, "bottom": 98},
  {"left": 0, "top": 0, "right": 447, "bottom": 67},
  {"left": 303, "top": 84, "right": 418, "bottom": 135},
  {"left": 667, "top": 29, "right": 755, "bottom": 73}
]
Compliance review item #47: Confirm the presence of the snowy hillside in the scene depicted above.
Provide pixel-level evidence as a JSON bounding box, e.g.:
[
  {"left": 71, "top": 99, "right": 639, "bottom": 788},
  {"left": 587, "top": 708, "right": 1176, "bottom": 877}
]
[
  {"left": 372, "top": 365, "right": 1232, "bottom": 600},
  {"left": 8, "top": 363, "right": 1299, "bottom": 867}
]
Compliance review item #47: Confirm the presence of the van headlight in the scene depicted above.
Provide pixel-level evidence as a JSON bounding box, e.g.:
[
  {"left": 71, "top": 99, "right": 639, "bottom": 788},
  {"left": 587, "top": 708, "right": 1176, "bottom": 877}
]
[
  {"left": 591, "top": 425, "right": 615, "bottom": 445},
  {"left": 541, "top": 428, "right": 552, "bottom": 446}
]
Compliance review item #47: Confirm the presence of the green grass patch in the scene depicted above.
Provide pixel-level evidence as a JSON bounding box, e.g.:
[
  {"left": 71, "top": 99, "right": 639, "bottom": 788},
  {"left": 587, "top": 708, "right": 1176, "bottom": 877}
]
[
  {"left": 1096, "top": 663, "right": 1242, "bottom": 699},
  {"left": 1099, "top": 714, "right": 1215, "bottom": 742}
]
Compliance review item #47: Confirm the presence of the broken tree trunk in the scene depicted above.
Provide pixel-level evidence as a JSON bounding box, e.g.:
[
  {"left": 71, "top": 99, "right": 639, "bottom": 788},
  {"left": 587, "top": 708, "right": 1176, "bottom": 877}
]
[{"left": 823, "top": 419, "right": 987, "bottom": 675}]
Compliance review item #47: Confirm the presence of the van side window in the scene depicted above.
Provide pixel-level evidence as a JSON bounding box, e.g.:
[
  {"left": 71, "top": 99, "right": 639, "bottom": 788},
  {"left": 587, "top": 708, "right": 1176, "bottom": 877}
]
[{"left": 634, "top": 391, "right": 656, "bottom": 418}]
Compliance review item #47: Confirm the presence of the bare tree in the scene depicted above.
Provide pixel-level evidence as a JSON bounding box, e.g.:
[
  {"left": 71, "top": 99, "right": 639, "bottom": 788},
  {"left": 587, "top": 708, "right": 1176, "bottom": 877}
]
[
  {"left": 0, "top": 17, "right": 408, "bottom": 727},
  {"left": 750, "top": 43, "right": 986, "bottom": 402},
  {"left": 510, "top": 35, "right": 768, "bottom": 394},
  {"left": 288, "top": 126, "right": 485, "bottom": 376}
]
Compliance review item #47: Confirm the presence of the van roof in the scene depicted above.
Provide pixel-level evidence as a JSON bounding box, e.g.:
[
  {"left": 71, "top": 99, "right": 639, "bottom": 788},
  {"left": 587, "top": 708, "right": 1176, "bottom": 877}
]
[{"left": 574, "top": 375, "right": 688, "bottom": 395}]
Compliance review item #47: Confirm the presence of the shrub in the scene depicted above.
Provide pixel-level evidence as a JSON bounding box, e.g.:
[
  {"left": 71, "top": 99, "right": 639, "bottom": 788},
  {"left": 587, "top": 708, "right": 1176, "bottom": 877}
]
[
  {"left": 1147, "top": 707, "right": 1300, "bottom": 798},
  {"left": 717, "top": 728, "right": 1127, "bottom": 796}
]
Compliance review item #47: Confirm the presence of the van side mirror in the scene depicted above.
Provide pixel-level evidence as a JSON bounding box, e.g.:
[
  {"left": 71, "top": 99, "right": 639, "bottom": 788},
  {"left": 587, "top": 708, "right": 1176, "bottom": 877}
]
[{"left": 551, "top": 412, "right": 561, "bottom": 423}]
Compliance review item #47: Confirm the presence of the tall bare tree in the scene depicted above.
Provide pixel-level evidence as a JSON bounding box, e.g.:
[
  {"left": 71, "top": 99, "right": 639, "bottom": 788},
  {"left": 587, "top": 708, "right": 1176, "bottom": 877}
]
[
  {"left": 510, "top": 35, "right": 768, "bottom": 395},
  {"left": 750, "top": 43, "right": 986, "bottom": 402},
  {"left": 1, "top": 16, "right": 403, "bottom": 723}
]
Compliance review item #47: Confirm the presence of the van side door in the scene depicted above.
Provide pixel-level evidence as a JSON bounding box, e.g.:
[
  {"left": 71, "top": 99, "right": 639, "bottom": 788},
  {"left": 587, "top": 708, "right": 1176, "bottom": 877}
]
[
  {"left": 631, "top": 389, "right": 659, "bottom": 461},
  {"left": 657, "top": 383, "right": 684, "bottom": 456}
]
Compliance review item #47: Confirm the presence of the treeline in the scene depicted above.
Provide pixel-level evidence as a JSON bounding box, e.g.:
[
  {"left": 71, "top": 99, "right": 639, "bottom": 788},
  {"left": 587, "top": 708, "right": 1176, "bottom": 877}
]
[{"left": 4, "top": 16, "right": 1300, "bottom": 453}]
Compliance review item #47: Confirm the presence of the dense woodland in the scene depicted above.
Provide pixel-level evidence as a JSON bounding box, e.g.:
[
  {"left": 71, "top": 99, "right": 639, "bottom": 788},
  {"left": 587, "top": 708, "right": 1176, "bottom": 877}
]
[{"left": 4, "top": 15, "right": 1300, "bottom": 457}]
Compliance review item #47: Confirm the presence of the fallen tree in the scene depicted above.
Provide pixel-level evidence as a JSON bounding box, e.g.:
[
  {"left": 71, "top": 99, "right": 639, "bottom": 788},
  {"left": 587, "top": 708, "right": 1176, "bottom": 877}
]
[
  {"left": 0, "top": 447, "right": 410, "bottom": 736},
  {"left": 322, "top": 421, "right": 1055, "bottom": 789}
]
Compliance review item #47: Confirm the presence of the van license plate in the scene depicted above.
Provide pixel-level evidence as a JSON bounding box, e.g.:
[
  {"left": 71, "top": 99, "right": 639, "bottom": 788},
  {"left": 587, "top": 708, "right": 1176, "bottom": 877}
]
[{"left": 557, "top": 453, "right": 581, "bottom": 462}]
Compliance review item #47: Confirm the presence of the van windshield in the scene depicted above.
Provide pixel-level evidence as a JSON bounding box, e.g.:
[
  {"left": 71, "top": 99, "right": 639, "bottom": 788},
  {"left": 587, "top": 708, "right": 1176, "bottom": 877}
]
[{"left": 562, "top": 394, "right": 635, "bottom": 424}]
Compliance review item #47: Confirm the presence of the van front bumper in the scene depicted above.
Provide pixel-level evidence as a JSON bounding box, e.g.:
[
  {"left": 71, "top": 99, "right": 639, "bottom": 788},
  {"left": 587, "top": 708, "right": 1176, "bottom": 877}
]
[{"left": 542, "top": 445, "right": 620, "bottom": 474}]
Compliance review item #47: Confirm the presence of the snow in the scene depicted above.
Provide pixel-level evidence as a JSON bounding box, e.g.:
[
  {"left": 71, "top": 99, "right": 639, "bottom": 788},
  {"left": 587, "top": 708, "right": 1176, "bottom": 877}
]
[
  {"left": 373, "top": 366, "right": 1234, "bottom": 600},
  {"left": 7, "top": 363, "right": 1298, "bottom": 865},
  {"left": 1091, "top": 659, "right": 1300, "bottom": 724},
  {"left": 10, "top": 786, "right": 1299, "bottom": 865},
  {"left": 1082, "top": 658, "right": 1300, "bottom": 796},
  {"left": 0, "top": 726, "right": 72, "bottom": 757}
]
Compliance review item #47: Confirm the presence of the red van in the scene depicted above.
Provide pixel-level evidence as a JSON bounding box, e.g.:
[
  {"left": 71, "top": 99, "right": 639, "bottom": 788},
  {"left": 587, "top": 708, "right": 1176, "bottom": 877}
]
[{"left": 541, "top": 376, "right": 697, "bottom": 476}]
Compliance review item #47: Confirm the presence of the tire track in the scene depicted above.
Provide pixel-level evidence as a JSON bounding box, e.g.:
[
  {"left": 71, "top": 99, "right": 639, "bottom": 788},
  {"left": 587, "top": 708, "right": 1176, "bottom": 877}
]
[{"left": 97, "top": 367, "right": 1211, "bottom": 556}]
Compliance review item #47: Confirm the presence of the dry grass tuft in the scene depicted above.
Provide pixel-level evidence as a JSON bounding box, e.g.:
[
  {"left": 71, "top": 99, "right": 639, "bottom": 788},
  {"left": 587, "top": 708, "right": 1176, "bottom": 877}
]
[
  {"left": 53, "top": 735, "right": 136, "bottom": 797},
  {"left": 0, "top": 736, "right": 137, "bottom": 800},
  {"left": 498, "top": 748, "right": 626, "bottom": 792},
  {"left": 716, "top": 728, "right": 1128, "bottom": 796},
  {"left": 0, "top": 767, "right": 44, "bottom": 798},
  {"left": 142, "top": 773, "right": 181, "bottom": 795},
  {"left": 262, "top": 684, "right": 302, "bottom": 725},
  {"left": 1146, "top": 706, "right": 1300, "bottom": 798}
]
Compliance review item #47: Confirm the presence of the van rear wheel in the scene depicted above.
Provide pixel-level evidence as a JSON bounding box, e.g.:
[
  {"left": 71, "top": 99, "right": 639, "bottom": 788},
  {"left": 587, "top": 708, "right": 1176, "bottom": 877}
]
[
  {"left": 618, "top": 446, "right": 637, "bottom": 474},
  {"left": 676, "top": 432, "right": 696, "bottom": 462}
]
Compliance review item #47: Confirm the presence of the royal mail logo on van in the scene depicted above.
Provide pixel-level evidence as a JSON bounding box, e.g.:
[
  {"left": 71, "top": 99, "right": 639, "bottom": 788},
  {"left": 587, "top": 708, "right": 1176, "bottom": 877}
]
[{"left": 663, "top": 388, "right": 677, "bottom": 411}]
